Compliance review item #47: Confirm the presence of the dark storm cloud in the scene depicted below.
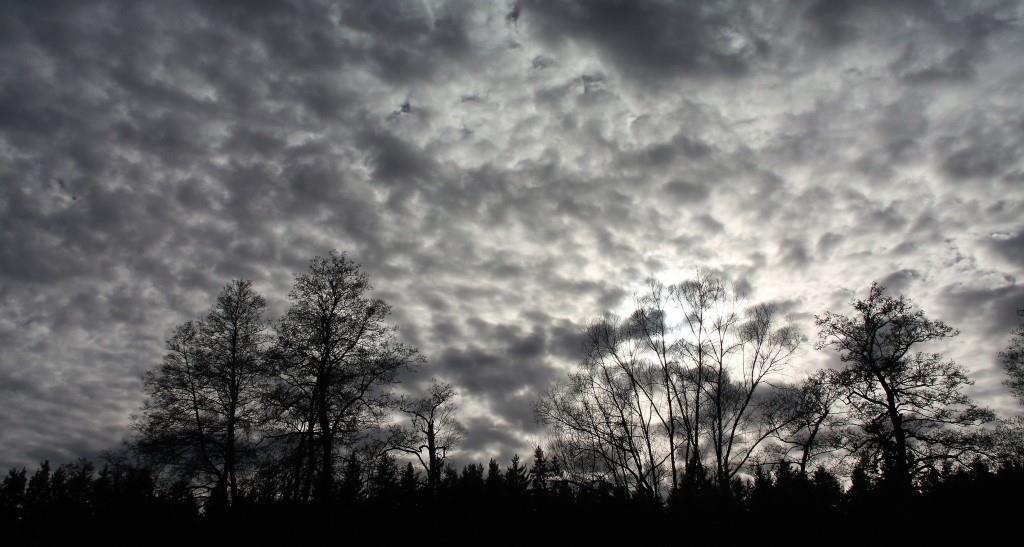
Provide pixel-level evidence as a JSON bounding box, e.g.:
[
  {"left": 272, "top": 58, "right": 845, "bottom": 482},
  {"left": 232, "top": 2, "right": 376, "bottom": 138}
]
[
  {"left": 800, "top": 0, "right": 864, "bottom": 48},
  {"left": 455, "top": 416, "right": 534, "bottom": 462},
  {"left": 438, "top": 320, "right": 564, "bottom": 403},
  {"left": 519, "top": 0, "right": 766, "bottom": 84},
  {"left": 2, "top": 0, "right": 1023, "bottom": 470},
  {"left": 801, "top": 0, "right": 1010, "bottom": 54}
]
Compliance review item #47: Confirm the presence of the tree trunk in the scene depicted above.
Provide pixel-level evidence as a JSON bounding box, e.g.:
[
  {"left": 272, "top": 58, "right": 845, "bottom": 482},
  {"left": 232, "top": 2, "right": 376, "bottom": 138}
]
[
  {"left": 226, "top": 323, "right": 239, "bottom": 507},
  {"left": 664, "top": 366, "right": 678, "bottom": 494},
  {"left": 427, "top": 420, "right": 438, "bottom": 496},
  {"left": 878, "top": 373, "right": 911, "bottom": 492},
  {"left": 888, "top": 402, "right": 910, "bottom": 491},
  {"left": 299, "top": 416, "right": 317, "bottom": 502},
  {"left": 226, "top": 410, "right": 237, "bottom": 506},
  {"left": 317, "top": 383, "right": 333, "bottom": 503}
]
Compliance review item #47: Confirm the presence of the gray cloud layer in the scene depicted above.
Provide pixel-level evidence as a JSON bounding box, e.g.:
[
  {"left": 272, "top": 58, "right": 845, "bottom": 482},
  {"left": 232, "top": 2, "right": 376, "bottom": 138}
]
[{"left": 2, "top": 0, "right": 1023, "bottom": 469}]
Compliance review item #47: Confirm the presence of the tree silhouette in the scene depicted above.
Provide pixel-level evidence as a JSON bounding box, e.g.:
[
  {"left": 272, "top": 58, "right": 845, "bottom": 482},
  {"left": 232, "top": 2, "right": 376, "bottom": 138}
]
[
  {"left": 538, "top": 270, "right": 799, "bottom": 498},
  {"left": 11, "top": 254, "right": 1024, "bottom": 543},
  {"left": 484, "top": 458, "right": 503, "bottom": 498},
  {"left": 0, "top": 467, "right": 27, "bottom": 528},
  {"left": 399, "top": 461, "right": 420, "bottom": 504},
  {"left": 266, "top": 252, "right": 422, "bottom": 503},
  {"left": 704, "top": 301, "right": 801, "bottom": 491},
  {"left": 529, "top": 446, "right": 550, "bottom": 496},
  {"left": 629, "top": 279, "right": 683, "bottom": 492},
  {"left": 389, "top": 379, "right": 464, "bottom": 496},
  {"left": 536, "top": 316, "right": 663, "bottom": 499},
  {"left": 815, "top": 283, "right": 993, "bottom": 491},
  {"left": 339, "top": 453, "right": 364, "bottom": 504},
  {"left": 368, "top": 454, "right": 399, "bottom": 502},
  {"left": 997, "top": 307, "right": 1024, "bottom": 464},
  {"left": 770, "top": 368, "right": 846, "bottom": 475},
  {"left": 1000, "top": 307, "right": 1024, "bottom": 403},
  {"left": 200, "top": 280, "right": 268, "bottom": 505},
  {"left": 671, "top": 271, "right": 723, "bottom": 482},
  {"left": 505, "top": 454, "right": 529, "bottom": 498},
  {"left": 134, "top": 279, "right": 268, "bottom": 509}
]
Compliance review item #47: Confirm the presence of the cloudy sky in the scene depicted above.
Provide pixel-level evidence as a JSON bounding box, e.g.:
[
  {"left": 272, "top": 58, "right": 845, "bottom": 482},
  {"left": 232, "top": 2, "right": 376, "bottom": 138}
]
[{"left": 2, "top": 0, "right": 1023, "bottom": 470}]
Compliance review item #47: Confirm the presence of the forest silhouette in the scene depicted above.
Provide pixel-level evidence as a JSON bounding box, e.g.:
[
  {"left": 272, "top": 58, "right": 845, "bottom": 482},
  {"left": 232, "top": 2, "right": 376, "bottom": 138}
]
[{"left": 2, "top": 251, "right": 1023, "bottom": 545}]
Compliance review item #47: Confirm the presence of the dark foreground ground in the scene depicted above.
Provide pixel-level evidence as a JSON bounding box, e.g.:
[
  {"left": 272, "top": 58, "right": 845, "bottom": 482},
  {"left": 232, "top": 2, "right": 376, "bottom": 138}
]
[{"left": 2, "top": 460, "right": 1021, "bottom": 546}]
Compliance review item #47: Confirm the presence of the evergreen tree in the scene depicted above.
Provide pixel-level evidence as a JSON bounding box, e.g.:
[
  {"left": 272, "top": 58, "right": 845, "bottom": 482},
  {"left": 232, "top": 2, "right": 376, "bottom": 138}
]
[
  {"left": 505, "top": 454, "right": 528, "bottom": 496},
  {"left": 529, "top": 446, "right": 549, "bottom": 495},
  {"left": 847, "top": 455, "right": 875, "bottom": 508},
  {"left": 459, "top": 463, "right": 484, "bottom": 500},
  {"left": 440, "top": 465, "right": 459, "bottom": 494},
  {"left": 749, "top": 465, "right": 774, "bottom": 514},
  {"left": 339, "top": 454, "right": 364, "bottom": 503},
  {"left": 24, "top": 461, "right": 51, "bottom": 513},
  {"left": 369, "top": 454, "right": 399, "bottom": 502},
  {"left": 810, "top": 466, "right": 842, "bottom": 509},
  {"left": 400, "top": 462, "right": 419, "bottom": 496},
  {"left": 485, "top": 458, "right": 504, "bottom": 498},
  {"left": 0, "top": 468, "right": 27, "bottom": 525}
]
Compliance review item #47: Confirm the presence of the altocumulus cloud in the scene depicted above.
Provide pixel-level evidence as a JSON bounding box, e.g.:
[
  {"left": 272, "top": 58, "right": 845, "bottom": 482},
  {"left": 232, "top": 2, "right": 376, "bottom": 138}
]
[{"left": 1, "top": 0, "right": 1023, "bottom": 468}]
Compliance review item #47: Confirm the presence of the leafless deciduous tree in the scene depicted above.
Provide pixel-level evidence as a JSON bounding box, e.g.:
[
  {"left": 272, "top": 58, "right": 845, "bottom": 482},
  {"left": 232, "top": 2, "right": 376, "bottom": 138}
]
[
  {"left": 630, "top": 279, "right": 681, "bottom": 492},
  {"left": 388, "top": 379, "right": 464, "bottom": 496},
  {"left": 767, "top": 368, "right": 847, "bottom": 475},
  {"left": 537, "top": 270, "right": 801, "bottom": 498},
  {"left": 135, "top": 280, "right": 268, "bottom": 509},
  {"left": 705, "top": 301, "right": 801, "bottom": 490},
  {"left": 815, "top": 283, "right": 994, "bottom": 490},
  {"left": 267, "top": 252, "right": 422, "bottom": 503},
  {"left": 537, "top": 315, "right": 664, "bottom": 499}
]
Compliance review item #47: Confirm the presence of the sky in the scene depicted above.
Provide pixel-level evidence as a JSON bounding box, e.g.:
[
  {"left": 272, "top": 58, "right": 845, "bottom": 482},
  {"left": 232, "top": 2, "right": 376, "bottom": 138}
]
[{"left": 1, "top": 0, "right": 1023, "bottom": 471}]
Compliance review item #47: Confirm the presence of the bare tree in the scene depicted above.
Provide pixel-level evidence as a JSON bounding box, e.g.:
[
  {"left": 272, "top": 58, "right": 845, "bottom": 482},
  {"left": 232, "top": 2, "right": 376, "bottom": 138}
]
[
  {"left": 134, "top": 279, "right": 268, "bottom": 509},
  {"left": 136, "top": 322, "right": 220, "bottom": 500},
  {"left": 537, "top": 270, "right": 800, "bottom": 498},
  {"left": 704, "top": 302, "right": 801, "bottom": 490},
  {"left": 199, "top": 280, "right": 268, "bottom": 505},
  {"left": 388, "top": 380, "right": 464, "bottom": 496},
  {"left": 670, "top": 271, "right": 724, "bottom": 484},
  {"left": 267, "top": 252, "right": 421, "bottom": 503},
  {"left": 769, "top": 368, "right": 847, "bottom": 475},
  {"left": 537, "top": 315, "right": 663, "bottom": 499},
  {"left": 631, "top": 279, "right": 681, "bottom": 492},
  {"left": 815, "top": 282, "right": 994, "bottom": 491}
]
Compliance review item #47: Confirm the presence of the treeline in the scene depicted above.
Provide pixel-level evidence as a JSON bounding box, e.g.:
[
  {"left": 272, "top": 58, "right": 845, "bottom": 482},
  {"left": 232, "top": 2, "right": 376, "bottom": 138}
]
[
  {"left": 2, "top": 448, "right": 1022, "bottom": 543},
  {"left": 2, "top": 251, "right": 1024, "bottom": 544}
]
